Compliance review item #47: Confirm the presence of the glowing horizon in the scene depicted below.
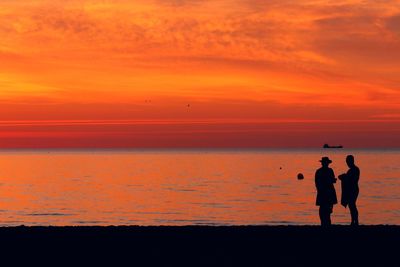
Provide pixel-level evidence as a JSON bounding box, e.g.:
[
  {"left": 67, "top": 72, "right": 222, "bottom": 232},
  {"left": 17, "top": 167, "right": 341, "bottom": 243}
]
[{"left": 1, "top": 0, "right": 399, "bottom": 148}]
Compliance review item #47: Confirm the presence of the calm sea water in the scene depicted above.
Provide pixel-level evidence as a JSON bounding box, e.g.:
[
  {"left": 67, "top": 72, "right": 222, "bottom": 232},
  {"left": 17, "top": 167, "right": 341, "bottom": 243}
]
[{"left": 0, "top": 149, "right": 398, "bottom": 226}]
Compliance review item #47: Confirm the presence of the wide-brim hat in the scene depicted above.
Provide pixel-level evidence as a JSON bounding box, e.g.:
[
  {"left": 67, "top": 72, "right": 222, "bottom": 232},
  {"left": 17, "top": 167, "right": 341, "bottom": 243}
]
[{"left": 319, "top": 157, "right": 332, "bottom": 164}]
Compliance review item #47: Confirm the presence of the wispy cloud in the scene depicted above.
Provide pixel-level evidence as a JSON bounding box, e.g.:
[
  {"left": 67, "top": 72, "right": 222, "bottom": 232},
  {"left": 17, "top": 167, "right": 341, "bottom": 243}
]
[{"left": 0, "top": 0, "right": 399, "bottom": 147}]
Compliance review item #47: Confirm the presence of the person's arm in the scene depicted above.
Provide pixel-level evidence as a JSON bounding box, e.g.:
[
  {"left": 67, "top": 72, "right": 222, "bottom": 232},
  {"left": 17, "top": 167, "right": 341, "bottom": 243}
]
[
  {"left": 315, "top": 171, "right": 321, "bottom": 190},
  {"left": 330, "top": 169, "right": 337, "bottom": 183},
  {"left": 355, "top": 167, "right": 360, "bottom": 183}
]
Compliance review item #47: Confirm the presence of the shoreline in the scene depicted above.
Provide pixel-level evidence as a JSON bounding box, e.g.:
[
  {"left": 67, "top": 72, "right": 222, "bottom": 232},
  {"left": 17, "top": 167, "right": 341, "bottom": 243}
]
[{"left": 1, "top": 225, "right": 398, "bottom": 266}]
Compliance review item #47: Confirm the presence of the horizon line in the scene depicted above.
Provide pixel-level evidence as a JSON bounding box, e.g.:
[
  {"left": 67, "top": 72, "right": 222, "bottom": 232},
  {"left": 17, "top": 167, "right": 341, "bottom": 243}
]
[{"left": 0, "top": 118, "right": 399, "bottom": 127}]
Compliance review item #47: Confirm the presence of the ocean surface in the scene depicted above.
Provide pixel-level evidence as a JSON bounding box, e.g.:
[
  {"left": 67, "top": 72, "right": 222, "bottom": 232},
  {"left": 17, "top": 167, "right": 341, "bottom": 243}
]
[{"left": 0, "top": 149, "right": 398, "bottom": 226}]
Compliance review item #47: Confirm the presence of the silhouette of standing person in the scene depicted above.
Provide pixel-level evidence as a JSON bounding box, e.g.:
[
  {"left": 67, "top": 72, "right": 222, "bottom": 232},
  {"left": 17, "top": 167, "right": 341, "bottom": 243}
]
[
  {"left": 315, "top": 157, "right": 338, "bottom": 226},
  {"left": 339, "top": 155, "right": 360, "bottom": 226}
]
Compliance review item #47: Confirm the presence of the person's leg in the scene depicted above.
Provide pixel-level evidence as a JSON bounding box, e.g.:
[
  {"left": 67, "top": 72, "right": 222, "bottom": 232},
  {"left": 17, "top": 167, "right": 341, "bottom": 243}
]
[
  {"left": 319, "top": 206, "right": 330, "bottom": 226},
  {"left": 326, "top": 205, "right": 333, "bottom": 226},
  {"left": 349, "top": 202, "right": 359, "bottom": 225},
  {"left": 319, "top": 206, "right": 325, "bottom": 226}
]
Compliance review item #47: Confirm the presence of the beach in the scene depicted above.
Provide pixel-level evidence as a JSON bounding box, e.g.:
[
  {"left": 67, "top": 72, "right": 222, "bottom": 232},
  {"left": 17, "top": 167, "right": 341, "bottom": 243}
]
[
  {"left": 1, "top": 225, "right": 399, "bottom": 266},
  {"left": 0, "top": 150, "right": 398, "bottom": 265}
]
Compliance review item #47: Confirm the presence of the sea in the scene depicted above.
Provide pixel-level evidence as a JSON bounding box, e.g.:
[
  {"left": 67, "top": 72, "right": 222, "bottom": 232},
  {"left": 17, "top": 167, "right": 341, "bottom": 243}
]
[{"left": 0, "top": 149, "right": 398, "bottom": 226}]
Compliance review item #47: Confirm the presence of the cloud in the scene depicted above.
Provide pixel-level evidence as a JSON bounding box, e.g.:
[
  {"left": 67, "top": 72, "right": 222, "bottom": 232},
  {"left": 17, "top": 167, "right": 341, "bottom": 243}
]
[
  {"left": 386, "top": 14, "right": 400, "bottom": 36},
  {"left": 0, "top": 0, "right": 399, "bottom": 111},
  {"left": 313, "top": 14, "right": 400, "bottom": 63},
  {"left": 0, "top": 0, "right": 311, "bottom": 63}
]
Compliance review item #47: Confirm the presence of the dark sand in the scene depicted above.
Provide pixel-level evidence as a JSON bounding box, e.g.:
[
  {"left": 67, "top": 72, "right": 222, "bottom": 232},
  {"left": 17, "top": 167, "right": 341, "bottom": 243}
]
[{"left": 0, "top": 225, "right": 398, "bottom": 266}]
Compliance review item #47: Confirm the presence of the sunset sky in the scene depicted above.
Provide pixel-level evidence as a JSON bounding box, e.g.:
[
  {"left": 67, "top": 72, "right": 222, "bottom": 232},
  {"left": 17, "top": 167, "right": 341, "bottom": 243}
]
[{"left": 0, "top": 0, "right": 399, "bottom": 148}]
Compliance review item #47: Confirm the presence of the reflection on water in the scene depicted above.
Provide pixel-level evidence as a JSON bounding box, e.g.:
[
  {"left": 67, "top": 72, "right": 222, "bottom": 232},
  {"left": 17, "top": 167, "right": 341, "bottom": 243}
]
[{"left": 0, "top": 149, "right": 398, "bottom": 226}]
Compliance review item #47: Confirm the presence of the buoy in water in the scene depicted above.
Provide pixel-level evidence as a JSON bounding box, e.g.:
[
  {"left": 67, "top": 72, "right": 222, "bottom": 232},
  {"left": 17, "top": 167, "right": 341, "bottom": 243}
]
[{"left": 297, "top": 173, "right": 304, "bottom": 180}]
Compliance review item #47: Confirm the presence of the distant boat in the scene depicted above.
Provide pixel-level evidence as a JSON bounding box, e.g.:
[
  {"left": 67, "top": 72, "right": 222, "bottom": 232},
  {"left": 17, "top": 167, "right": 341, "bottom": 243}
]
[{"left": 323, "top": 144, "right": 343, "bottom": 149}]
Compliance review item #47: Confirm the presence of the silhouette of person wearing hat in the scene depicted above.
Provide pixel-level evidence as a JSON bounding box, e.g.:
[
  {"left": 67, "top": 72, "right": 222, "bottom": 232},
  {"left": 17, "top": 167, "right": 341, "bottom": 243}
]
[
  {"left": 338, "top": 155, "right": 360, "bottom": 226},
  {"left": 315, "top": 157, "right": 338, "bottom": 226}
]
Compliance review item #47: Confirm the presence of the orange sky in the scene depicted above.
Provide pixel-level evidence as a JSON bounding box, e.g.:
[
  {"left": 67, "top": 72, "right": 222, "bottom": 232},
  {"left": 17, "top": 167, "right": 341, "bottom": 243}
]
[{"left": 0, "top": 0, "right": 399, "bottom": 148}]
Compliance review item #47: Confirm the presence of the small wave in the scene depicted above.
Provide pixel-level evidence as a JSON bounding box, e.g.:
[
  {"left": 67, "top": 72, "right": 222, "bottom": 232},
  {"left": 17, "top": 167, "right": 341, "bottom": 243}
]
[
  {"left": 136, "top": 211, "right": 183, "bottom": 215},
  {"left": 261, "top": 220, "right": 299, "bottom": 225},
  {"left": 72, "top": 221, "right": 109, "bottom": 224},
  {"left": 26, "top": 213, "right": 74, "bottom": 216}
]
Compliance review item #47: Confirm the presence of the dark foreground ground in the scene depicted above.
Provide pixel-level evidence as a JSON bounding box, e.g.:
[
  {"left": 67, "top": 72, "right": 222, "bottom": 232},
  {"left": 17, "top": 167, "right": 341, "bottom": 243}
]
[{"left": 0, "top": 225, "right": 398, "bottom": 266}]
